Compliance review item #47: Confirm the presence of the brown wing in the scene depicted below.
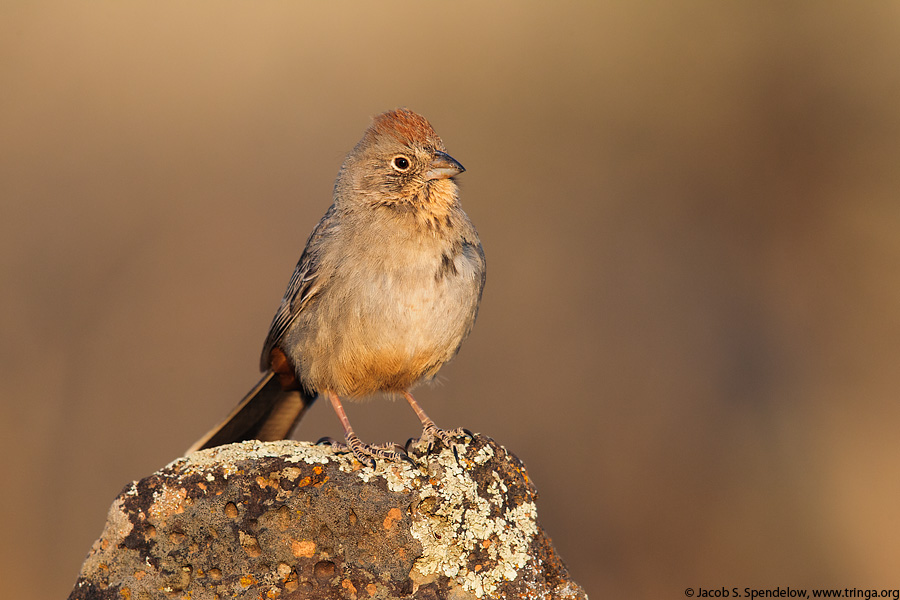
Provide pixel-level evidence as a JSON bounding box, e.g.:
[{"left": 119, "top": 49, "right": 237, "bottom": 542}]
[{"left": 259, "top": 204, "right": 337, "bottom": 371}]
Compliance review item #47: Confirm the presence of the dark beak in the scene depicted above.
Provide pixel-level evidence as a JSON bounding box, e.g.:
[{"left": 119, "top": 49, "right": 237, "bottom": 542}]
[{"left": 425, "top": 151, "right": 465, "bottom": 181}]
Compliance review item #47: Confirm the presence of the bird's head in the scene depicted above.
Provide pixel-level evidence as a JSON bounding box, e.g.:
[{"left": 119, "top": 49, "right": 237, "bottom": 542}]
[{"left": 336, "top": 108, "right": 465, "bottom": 208}]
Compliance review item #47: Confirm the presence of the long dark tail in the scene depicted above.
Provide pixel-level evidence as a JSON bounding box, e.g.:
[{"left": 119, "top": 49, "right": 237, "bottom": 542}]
[{"left": 186, "top": 371, "right": 316, "bottom": 454}]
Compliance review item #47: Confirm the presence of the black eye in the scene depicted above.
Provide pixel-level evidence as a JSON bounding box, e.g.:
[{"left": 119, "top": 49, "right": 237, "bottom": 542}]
[{"left": 391, "top": 155, "right": 410, "bottom": 171}]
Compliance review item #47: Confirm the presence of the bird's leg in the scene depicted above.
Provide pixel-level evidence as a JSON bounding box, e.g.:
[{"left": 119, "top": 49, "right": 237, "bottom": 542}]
[
  {"left": 403, "top": 391, "right": 469, "bottom": 447},
  {"left": 324, "top": 390, "right": 408, "bottom": 467}
]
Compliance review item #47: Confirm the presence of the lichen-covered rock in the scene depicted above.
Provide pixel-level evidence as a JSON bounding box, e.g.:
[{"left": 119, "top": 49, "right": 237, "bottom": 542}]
[{"left": 69, "top": 434, "right": 587, "bottom": 600}]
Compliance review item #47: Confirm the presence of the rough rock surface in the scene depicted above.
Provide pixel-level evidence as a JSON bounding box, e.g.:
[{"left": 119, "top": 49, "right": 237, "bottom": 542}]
[{"left": 69, "top": 434, "right": 587, "bottom": 599}]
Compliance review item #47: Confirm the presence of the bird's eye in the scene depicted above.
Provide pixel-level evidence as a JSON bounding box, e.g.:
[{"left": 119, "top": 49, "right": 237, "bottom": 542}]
[{"left": 391, "top": 155, "right": 411, "bottom": 172}]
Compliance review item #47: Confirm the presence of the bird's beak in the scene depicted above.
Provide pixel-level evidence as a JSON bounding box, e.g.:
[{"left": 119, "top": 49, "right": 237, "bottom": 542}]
[{"left": 425, "top": 151, "right": 465, "bottom": 181}]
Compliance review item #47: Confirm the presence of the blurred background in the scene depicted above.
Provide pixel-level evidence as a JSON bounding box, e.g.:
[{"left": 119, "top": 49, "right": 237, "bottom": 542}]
[{"left": 3, "top": 2, "right": 900, "bottom": 598}]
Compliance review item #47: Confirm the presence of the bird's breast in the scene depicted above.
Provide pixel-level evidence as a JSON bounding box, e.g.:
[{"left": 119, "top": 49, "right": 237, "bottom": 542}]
[{"left": 287, "top": 221, "right": 482, "bottom": 398}]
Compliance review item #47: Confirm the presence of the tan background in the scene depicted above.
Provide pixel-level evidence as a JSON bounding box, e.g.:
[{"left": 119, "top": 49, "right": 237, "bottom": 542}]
[{"left": 3, "top": 2, "right": 900, "bottom": 598}]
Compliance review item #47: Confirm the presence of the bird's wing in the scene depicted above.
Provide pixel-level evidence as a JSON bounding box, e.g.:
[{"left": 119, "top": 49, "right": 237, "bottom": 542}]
[{"left": 259, "top": 205, "right": 337, "bottom": 371}]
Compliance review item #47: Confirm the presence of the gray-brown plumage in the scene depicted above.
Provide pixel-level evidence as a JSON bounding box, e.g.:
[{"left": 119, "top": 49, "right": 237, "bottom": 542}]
[{"left": 188, "top": 109, "right": 485, "bottom": 466}]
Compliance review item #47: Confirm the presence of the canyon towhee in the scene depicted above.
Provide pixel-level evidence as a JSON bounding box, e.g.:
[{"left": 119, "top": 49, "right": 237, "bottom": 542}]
[{"left": 188, "top": 109, "right": 485, "bottom": 466}]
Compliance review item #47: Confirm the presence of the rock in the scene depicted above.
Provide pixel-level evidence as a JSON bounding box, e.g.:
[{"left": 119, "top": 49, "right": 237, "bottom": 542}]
[{"left": 68, "top": 434, "right": 587, "bottom": 599}]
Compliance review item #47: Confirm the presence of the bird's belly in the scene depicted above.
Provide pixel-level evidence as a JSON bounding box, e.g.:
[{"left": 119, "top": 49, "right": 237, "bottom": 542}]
[{"left": 292, "top": 261, "right": 477, "bottom": 398}]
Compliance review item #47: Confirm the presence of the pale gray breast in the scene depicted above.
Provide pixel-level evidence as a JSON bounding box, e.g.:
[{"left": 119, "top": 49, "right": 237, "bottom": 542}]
[
  {"left": 339, "top": 230, "right": 479, "bottom": 351},
  {"left": 281, "top": 206, "right": 483, "bottom": 395}
]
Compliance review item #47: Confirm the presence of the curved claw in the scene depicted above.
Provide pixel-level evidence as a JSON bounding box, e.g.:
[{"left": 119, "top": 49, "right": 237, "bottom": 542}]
[
  {"left": 316, "top": 436, "right": 341, "bottom": 447},
  {"left": 342, "top": 434, "right": 419, "bottom": 469},
  {"left": 317, "top": 437, "right": 352, "bottom": 455},
  {"left": 426, "top": 424, "right": 463, "bottom": 447},
  {"left": 439, "top": 427, "right": 472, "bottom": 441},
  {"left": 395, "top": 446, "right": 418, "bottom": 467}
]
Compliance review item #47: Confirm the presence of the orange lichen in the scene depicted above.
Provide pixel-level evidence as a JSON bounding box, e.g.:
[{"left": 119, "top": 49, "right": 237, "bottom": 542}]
[
  {"left": 291, "top": 539, "right": 315, "bottom": 558},
  {"left": 383, "top": 507, "right": 402, "bottom": 530}
]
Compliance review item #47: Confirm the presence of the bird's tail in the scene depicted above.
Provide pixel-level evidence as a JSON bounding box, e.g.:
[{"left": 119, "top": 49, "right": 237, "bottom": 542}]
[{"left": 185, "top": 371, "right": 316, "bottom": 454}]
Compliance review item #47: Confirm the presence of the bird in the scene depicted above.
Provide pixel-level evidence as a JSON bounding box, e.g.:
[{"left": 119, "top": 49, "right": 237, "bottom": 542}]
[{"left": 187, "top": 108, "right": 486, "bottom": 467}]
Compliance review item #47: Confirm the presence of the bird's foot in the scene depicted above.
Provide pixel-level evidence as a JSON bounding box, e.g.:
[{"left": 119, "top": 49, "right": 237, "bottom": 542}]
[
  {"left": 317, "top": 435, "right": 413, "bottom": 468},
  {"left": 406, "top": 424, "right": 472, "bottom": 453}
]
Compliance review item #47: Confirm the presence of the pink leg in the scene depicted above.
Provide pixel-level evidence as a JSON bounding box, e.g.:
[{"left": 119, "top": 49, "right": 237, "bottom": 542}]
[
  {"left": 325, "top": 391, "right": 406, "bottom": 467},
  {"left": 403, "top": 391, "right": 468, "bottom": 445},
  {"left": 327, "top": 390, "right": 357, "bottom": 438}
]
